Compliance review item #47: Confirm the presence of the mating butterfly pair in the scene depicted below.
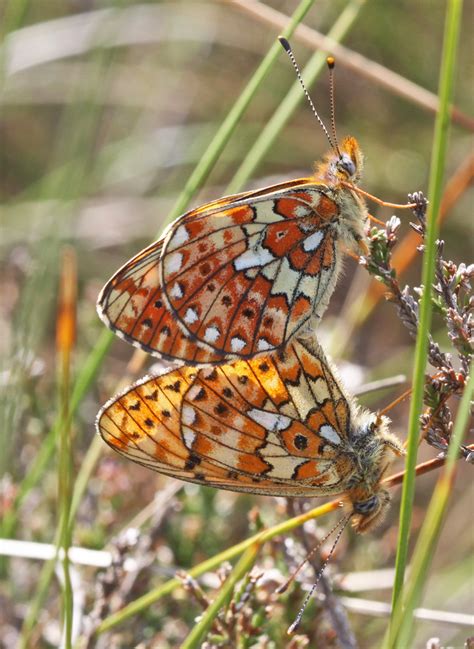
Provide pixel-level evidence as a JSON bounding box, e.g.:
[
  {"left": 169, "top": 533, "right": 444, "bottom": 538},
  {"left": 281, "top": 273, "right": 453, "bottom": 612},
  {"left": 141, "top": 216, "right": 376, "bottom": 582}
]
[
  {"left": 96, "top": 134, "right": 404, "bottom": 532},
  {"left": 97, "top": 136, "right": 367, "bottom": 366},
  {"left": 97, "top": 41, "right": 405, "bottom": 533}
]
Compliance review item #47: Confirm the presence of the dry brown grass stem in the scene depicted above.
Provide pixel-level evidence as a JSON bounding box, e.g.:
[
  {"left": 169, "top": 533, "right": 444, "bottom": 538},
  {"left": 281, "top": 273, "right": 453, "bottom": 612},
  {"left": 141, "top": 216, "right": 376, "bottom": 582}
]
[{"left": 230, "top": 0, "right": 474, "bottom": 131}]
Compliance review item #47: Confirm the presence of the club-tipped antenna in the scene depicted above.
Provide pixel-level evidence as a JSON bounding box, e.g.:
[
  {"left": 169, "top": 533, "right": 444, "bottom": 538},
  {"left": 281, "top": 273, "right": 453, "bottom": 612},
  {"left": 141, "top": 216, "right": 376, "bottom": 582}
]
[
  {"left": 286, "top": 512, "right": 352, "bottom": 635},
  {"left": 326, "top": 57, "right": 342, "bottom": 158},
  {"left": 279, "top": 36, "right": 337, "bottom": 153}
]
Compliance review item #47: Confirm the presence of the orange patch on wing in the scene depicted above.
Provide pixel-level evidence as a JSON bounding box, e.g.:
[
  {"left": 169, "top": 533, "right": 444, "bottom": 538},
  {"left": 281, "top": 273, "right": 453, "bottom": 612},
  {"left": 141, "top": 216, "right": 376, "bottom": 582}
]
[
  {"left": 306, "top": 410, "right": 328, "bottom": 432},
  {"left": 226, "top": 204, "right": 254, "bottom": 223},
  {"left": 298, "top": 350, "right": 324, "bottom": 380},
  {"left": 288, "top": 245, "right": 311, "bottom": 271},
  {"left": 315, "top": 194, "right": 338, "bottom": 220},
  {"left": 281, "top": 422, "right": 320, "bottom": 456},
  {"left": 321, "top": 401, "right": 339, "bottom": 429},
  {"left": 294, "top": 460, "right": 321, "bottom": 480},
  {"left": 193, "top": 434, "right": 214, "bottom": 457},
  {"left": 304, "top": 253, "right": 323, "bottom": 277},
  {"left": 237, "top": 453, "right": 269, "bottom": 475},
  {"left": 322, "top": 233, "right": 335, "bottom": 267},
  {"left": 335, "top": 400, "right": 350, "bottom": 431},
  {"left": 274, "top": 197, "right": 311, "bottom": 220},
  {"left": 263, "top": 221, "right": 305, "bottom": 256}
]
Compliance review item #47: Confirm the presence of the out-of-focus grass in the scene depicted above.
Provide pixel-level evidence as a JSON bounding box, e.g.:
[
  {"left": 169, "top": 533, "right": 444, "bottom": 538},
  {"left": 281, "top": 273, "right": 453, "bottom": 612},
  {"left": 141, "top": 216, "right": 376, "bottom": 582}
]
[{"left": 1, "top": 1, "right": 472, "bottom": 647}]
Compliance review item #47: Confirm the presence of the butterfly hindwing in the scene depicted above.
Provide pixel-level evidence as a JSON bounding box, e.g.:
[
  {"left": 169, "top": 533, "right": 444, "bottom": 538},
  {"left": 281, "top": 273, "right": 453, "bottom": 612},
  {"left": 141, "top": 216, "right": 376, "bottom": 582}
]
[
  {"left": 97, "top": 336, "right": 357, "bottom": 496},
  {"left": 160, "top": 185, "right": 340, "bottom": 360},
  {"left": 98, "top": 180, "right": 344, "bottom": 365},
  {"left": 97, "top": 240, "right": 230, "bottom": 364}
]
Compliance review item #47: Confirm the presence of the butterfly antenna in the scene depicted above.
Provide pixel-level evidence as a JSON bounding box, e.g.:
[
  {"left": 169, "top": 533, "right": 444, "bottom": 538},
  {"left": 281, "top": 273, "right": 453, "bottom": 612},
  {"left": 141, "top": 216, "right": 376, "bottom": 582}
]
[
  {"left": 276, "top": 512, "right": 349, "bottom": 595},
  {"left": 276, "top": 512, "right": 351, "bottom": 635},
  {"left": 279, "top": 36, "right": 337, "bottom": 153},
  {"left": 326, "top": 57, "right": 342, "bottom": 158}
]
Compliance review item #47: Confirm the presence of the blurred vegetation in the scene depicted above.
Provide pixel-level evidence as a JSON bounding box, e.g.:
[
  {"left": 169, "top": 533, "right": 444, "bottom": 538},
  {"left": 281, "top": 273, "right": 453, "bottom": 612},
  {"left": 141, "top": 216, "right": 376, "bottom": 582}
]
[{"left": 1, "top": 1, "right": 472, "bottom": 648}]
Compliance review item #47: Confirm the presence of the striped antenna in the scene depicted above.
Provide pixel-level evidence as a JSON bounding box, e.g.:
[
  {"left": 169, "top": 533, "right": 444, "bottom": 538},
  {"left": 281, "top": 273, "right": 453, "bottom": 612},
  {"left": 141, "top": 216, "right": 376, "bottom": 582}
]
[
  {"left": 277, "top": 511, "right": 352, "bottom": 635},
  {"left": 326, "top": 56, "right": 342, "bottom": 158},
  {"left": 279, "top": 37, "right": 337, "bottom": 153}
]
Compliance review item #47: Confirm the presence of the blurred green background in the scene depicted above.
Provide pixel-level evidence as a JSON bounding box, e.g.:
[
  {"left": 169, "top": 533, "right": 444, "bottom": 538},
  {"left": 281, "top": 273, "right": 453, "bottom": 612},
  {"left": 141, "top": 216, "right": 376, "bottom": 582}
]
[{"left": 1, "top": 1, "right": 472, "bottom": 647}]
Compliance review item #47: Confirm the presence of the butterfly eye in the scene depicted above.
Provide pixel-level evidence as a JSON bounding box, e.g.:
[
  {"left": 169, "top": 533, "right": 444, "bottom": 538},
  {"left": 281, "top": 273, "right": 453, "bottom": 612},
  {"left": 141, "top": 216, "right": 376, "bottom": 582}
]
[
  {"left": 337, "top": 153, "right": 356, "bottom": 177},
  {"left": 353, "top": 494, "right": 379, "bottom": 514}
]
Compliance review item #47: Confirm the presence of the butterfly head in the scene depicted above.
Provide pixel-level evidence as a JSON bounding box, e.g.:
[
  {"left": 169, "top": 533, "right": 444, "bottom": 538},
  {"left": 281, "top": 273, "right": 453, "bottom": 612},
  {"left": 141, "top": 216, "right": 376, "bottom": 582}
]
[
  {"left": 314, "top": 136, "right": 364, "bottom": 187},
  {"left": 346, "top": 412, "right": 404, "bottom": 534},
  {"left": 351, "top": 488, "right": 391, "bottom": 534}
]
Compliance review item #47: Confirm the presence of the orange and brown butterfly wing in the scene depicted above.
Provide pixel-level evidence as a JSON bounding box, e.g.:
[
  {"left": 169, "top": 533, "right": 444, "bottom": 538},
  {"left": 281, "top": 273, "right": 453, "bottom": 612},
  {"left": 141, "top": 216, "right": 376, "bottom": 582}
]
[
  {"left": 97, "top": 240, "right": 226, "bottom": 364},
  {"left": 160, "top": 185, "right": 341, "bottom": 361},
  {"left": 98, "top": 179, "right": 342, "bottom": 365},
  {"left": 97, "top": 336, "right": 357, "bottom": 497}
]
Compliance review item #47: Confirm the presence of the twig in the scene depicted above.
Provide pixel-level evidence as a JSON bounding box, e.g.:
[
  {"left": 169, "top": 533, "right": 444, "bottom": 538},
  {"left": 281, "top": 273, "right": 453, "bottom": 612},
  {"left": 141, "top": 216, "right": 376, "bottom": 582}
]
[{"left": 230, "top": 0, "right": 474, "bottom": 131}]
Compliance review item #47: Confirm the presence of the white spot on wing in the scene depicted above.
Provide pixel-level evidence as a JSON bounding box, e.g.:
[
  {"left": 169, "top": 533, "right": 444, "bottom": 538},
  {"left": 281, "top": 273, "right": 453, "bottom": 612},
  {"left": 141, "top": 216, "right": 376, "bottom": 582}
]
[
  {"left": 257, "top": 338, "right": 272, "bottom": 351},
  {"left": 261, "top": 260, "right": 279, "bottom": 281},
  {"left": 184, "top": 307, "right": 199, "bottom": 324},
  {"left": 169, "top": 282, "right": 183, "bottom": 299},
  {"left": 254, "top": 201, "right": 285, "bottom": 222},
  {"left": 303, "top": 231, "right": 324, "bottom": 252},
  {"left": 164, "top": 252, "right": 183, "bottom": 275},
  {"left": 231, "top": 336, "right": 246, "bottom": 352},
  {"left": 247, "top": 408, "right": 291, "bottom": 431},
  {"left": 294, "top": 204, "right": 311, "bottom": 218},
  {"left": 266, "top": 455, "right": 307, "bottom": 479},
  {"left": 169, "top": 225, "right": 189, "bottom": 249},
  {"left": 204, "top": 325, "right": 220, "bottom": 343},
  {"left": 182, "top": 405, "right": 196, "bottom": 426},
  {"left": 319, "top": 425, "right": 341, "bottom": 445},
  {"left": 297, "top": 273, "right": 318, "bottom": 299},
  {"left": 182, "top": 426, "right": 196, "bottom": 450},
  {"left": 234, "top": 247, "right": 276, "bottom": 271},
  {"left": 187, "top": 384, "right": 204, "bottom": 401}
]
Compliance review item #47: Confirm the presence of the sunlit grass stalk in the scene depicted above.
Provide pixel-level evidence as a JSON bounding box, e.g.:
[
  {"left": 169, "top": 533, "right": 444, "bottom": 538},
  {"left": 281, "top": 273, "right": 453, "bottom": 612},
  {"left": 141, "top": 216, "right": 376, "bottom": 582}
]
[
  {"left": 393, "top": 368, "right": 472, "bottom": 647},
  {"left": 386, "top": 0, "right": 464, "bottom": 645},
  {"left": 92, "top": 442, "right": 472, "bottom": 637},
  {"left": 14, "top": 23, "right": 124, "bottom": 644},
  {"left": 227, "top": 0, "right": 365, "bottom": 193},
  {"left": 55, "top": 248, "right": 77, "bottom": 649},
  {"left": 95, "top": 501, "right": 339, "bottom": 634},
  {"left": 20, "top": 249, "right": 78, "bottom": 649},
  {"left": 181, "top": 542, "right": 261, "bottom": 649}
]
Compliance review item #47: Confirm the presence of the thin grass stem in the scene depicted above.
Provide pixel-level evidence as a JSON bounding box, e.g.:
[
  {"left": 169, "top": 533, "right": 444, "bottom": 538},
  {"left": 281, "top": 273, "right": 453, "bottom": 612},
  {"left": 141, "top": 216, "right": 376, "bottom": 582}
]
[
  {"left": 181, "top": 542, "right": 261, "bottom": 649},
  {"left": 386, "top": 0, "right": 464, "bottom": 645}
]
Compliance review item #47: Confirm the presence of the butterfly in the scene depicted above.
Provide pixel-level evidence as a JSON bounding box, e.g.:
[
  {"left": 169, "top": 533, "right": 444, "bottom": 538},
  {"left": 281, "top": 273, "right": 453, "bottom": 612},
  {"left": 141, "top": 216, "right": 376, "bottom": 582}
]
[
  {"left": 97, "top": 135, "right": 369, "bottom": 366},
  {"left": 97, "top": 332, "right": 404, "bottom": 533}
]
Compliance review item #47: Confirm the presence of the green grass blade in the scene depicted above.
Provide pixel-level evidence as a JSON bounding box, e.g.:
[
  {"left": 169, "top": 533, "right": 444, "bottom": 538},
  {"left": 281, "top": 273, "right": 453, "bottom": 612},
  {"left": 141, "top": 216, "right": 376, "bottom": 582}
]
[
  {"left": 386, "top": 0, "right": 464, "bottom": 644},
  {"left": 3, "top": 0, "right": 317, "bottom": 546},
  {"left": 181, "top": 542, "right": 260, "bottom": 649},
  {"left": 56, "top": 249, "right": 76, "bottom": 649},
  {"left": 394, "top": 367, "right": 472, "bottom": 647},
  {"left": 227, "top": 0, "right": 365, "bottom": 193},
  {"left": 1, "top": 329, "right": 114, "bottom": 541},
  {"left": 164, "top": 0, "right": 317, "bottom": 225},
  {"left": 95, "top": 500, "right": 338, "bottom": 634}
]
